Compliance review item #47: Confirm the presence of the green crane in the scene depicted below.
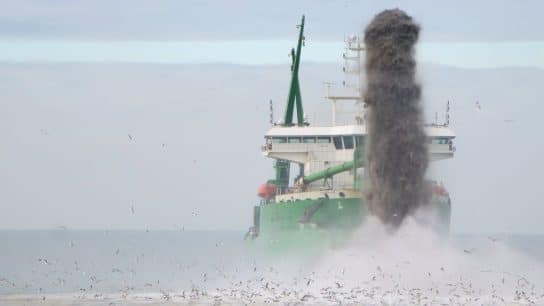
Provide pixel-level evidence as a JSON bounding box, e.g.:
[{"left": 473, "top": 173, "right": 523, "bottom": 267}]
[{"left": 283, "top": 15, "right": 306, "bottom": 126}]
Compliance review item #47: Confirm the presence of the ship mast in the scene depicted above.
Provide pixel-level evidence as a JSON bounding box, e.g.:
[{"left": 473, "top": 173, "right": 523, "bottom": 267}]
[
  {"left": 325, "top": 35, "right": 365, "bottom": 126},
  {"left": 274, "top": 15, "right": 307, "bottom": 194},
  {"left": 283, "top": 15, "right": 306, "bottom": 126}
]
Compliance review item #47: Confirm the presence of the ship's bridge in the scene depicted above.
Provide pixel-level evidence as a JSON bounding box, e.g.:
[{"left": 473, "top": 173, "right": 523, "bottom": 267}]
[{"left": 262, "top": 124, "right": 455, "bottom": 189}]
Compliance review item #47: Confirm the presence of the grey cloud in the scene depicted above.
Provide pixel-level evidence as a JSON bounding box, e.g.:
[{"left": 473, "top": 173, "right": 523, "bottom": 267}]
[{"left": 0, "top": 0, "right": 543, "bottom": 41}]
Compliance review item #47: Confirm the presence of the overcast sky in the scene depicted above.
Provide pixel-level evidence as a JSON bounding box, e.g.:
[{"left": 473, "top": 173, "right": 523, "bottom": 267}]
[
  {"left": 1, "top": 1, "right": 544, "bottom": 68},
  {"left": 2, "top": 0, "right": 544, "bottom": 41},
  {"left": 1, "top": 1, "right": 544, "bottom": 234}
]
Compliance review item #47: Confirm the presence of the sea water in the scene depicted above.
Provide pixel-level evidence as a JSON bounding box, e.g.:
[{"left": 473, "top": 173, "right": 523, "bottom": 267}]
[{"left": 0, "top": 227, "right": 543, "bottom": 305}]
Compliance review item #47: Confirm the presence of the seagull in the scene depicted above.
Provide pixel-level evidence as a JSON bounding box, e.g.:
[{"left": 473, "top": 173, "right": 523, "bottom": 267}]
[
  {"left": 38, "top": 258, "right": 50, "bottom": 265},
  {"left": 0, "top": 278, "right": 15, "bottom": 287},
  {"left": 300, "top": 294, "right": 313, "bottom": 301},
  {"left": 488, "top": 236, "right": 499, "bottom": 242},
  {"left": 475, "top": 101, "right": 482, "bottom": 111}
]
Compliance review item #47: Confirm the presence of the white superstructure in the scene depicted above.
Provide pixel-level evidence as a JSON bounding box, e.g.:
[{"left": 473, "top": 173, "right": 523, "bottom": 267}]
[
  {"left": 262, "top": 124, "right": 455, "bottom": 191},
  {"left": 261, "top": 34, "right": 455, "bottom": 194}
]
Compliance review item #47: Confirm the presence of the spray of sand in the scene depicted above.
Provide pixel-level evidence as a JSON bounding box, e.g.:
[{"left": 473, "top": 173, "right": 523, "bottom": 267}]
[
  {"left": 310, "top": 216, "right": 544, "bottom": 304},
  {"left": 363, "top": 9, "right": 429, "bottom": 226}
]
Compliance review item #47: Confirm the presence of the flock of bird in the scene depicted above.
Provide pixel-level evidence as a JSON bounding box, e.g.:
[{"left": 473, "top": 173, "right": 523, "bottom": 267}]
[
  {"left": 1, "top": 220, "right": 544, "bottom": 305},
  {"left": 1, "top": 247, "right": 543, "bottom": 305}
]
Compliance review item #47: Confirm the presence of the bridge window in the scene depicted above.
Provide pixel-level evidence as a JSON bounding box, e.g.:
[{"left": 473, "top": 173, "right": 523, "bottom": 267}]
[
  {"left": 303, "top": 136, "right": 316, "bottom": 143},
  {"left": 317, "top": 136, "right": 331, "bottom": 143},
  {"left": 343, "top": 136, "right": 354, "bottom": 149},
  {"left": 333, "top": 136, "right": 343, "bottom": 149},
  {"left": 431, "top": 137, "right": 448, "bottom": 144},
  {"left": 288, "top": 137, "right": 301, "bottom": 143},
  {"left": 272, "top": 137, "right": 287, "bottom": 143}
]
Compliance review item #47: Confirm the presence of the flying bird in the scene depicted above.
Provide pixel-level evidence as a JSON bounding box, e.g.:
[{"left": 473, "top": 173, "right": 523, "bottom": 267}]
[
  {"left": 38, "top": 258, "right": 50, "bottom": 265},
  {"left": 475, "top": 101, "right": 482, "bottom": 111},
  {"left": 488, "top": 236, "right": 499, "bottom": 242}
]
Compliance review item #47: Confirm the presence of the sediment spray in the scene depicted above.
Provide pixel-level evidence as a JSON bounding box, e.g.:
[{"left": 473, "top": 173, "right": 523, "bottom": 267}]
[{"left": 363, "top": 9, "right": 429, "bottom": 227}]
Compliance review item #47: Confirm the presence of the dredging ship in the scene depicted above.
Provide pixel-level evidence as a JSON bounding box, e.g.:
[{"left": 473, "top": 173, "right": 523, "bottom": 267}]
[{"left": 246, "top": 16, "right": 455, "bottom": 249}]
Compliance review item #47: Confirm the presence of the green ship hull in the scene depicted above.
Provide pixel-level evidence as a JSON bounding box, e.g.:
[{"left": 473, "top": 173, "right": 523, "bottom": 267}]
[{"left": 247, "top": 195, "right": 451, "bottom": 252}]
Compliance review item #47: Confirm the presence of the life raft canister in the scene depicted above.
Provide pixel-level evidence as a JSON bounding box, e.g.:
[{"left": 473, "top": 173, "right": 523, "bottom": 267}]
[
  {"left": 257, "top": 183, "right": 276, "bottom": 199},
  {"left": 432, "top": 184, "right": 448, "bottom": 196}
]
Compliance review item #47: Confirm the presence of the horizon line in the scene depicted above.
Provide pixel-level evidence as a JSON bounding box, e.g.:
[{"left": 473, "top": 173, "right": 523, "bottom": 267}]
[{"left": 1, "top": 40, "right": 543, "bottom": 69}]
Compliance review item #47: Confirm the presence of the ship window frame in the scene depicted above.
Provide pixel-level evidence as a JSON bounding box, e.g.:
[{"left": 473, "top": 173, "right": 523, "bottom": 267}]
[
  {"left": 333, "top": 136, "right": 343, "bottom": 150},
  {"left": 288, "top": 137, "right": 302, "bottom": 143},
  {"left": 317, "top": 136, "right": 331, "bottom": 143},
  {"left": 343, "top": 135, "right": 354, "bottom": 149},
  {"left": 303, "top": 136, "right": 316, "bottom": 143},
  {"left": 272, "top": 137, "right": 287, "bottom": 144},
  {"left": 431, "top": 137, "right": 448, "bottom": 144}
]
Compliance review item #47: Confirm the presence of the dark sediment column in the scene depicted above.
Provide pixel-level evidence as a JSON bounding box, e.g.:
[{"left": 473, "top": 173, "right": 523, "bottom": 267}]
[{"left": 363, "top": 9, "right": 429, "bottom": 227}]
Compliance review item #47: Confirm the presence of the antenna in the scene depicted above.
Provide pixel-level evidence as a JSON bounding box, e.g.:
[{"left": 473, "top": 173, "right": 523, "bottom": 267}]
[
  {"left": 341, "top": 34, "right": 365, "bottom": 125},
  {"left": 445, "top": 100, "right": 451, "bottom": 126},
  {"left": 269, "top": 100, "right": 274, "bottom": 125}
]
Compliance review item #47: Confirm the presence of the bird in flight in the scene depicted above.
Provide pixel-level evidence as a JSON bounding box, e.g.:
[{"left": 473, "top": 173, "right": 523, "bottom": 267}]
[{"left": 475, "top": 101, "right": 482, "bottom": 111}]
